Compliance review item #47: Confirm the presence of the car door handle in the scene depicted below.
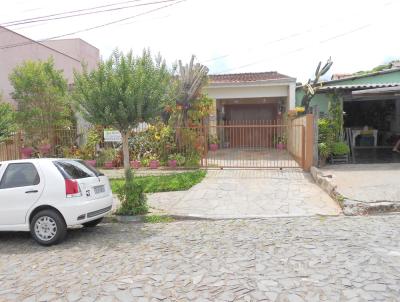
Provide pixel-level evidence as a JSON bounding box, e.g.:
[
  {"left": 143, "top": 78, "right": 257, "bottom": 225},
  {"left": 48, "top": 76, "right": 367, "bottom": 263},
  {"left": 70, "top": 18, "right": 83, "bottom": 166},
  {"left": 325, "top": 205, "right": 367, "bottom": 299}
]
[{"left": 25, "top": 190, "right": 38, "bottom": 194}]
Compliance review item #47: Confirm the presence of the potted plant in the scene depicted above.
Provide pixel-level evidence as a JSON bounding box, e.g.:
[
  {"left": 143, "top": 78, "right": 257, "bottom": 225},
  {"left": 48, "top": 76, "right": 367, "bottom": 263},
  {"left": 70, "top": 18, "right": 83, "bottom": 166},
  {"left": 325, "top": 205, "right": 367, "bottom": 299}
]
[
  {"left": 175, "top": 153, "right": 186, "bottom": 166},
  {"left": 318, "top": 142, "right": 330, "bottom": 167},
  {"left": 85, "top": 159, "right": 97, "bottom": 167},
  {"left": 130, "top": 159, "right": 141, "bottom": 169},
  {"left": 21, "top": 146, "right": 33, "bottom": 159},
  {"left": 38, "top": 138, "right": 52, "bottom": 155},
  {"left": 81, "top": 147, "right": 97, "bottom": 167},
  {"left": 330, "top": 142, "right": 350, "bottom": 164},
  {"left": 100, "top": 148, "right": 117, "bottom": 169},
  {"left": 83, "top": 129, "right": 101, "bottom": 167},
  {"left": 168, "top": 154, "right": 177, "bottom": 168},
  {"left": 209, "top": 135, "right": 219, "bottom": 151},
  {"left": 149, "top": 156, "right": 159, "bottom": 169},
  {"left": 275, "top": 136, "right": 287, "bottom": 150}
]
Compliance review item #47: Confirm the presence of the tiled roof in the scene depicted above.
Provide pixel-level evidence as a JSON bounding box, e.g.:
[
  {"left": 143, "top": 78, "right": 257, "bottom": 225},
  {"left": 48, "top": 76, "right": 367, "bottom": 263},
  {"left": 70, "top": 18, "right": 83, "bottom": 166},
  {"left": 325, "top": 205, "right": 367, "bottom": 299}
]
[{"left": 209, "top": 72, "right": 293, "bottom": 83}]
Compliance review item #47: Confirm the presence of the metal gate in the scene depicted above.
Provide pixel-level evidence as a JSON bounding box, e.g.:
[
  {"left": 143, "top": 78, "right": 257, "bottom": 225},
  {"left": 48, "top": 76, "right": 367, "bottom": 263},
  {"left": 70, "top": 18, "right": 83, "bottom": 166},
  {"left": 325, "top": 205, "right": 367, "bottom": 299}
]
[{"left": 203, "top": 120, "right": 305, "bottom": 169}]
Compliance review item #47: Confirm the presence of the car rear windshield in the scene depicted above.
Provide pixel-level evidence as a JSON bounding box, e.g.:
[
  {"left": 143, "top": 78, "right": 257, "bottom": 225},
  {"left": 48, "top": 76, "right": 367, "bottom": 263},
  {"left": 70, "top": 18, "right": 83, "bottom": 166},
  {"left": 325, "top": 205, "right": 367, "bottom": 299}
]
[{"left": 54, "top": 160, "right": 104, "bottom": 179}]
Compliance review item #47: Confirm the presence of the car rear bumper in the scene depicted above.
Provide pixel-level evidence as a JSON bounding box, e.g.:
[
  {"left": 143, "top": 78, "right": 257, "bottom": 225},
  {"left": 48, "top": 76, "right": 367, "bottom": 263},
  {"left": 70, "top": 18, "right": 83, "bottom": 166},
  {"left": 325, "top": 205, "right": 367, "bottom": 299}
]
[{"left": 60, "top": 195, "right": 113, "bottom": 225}]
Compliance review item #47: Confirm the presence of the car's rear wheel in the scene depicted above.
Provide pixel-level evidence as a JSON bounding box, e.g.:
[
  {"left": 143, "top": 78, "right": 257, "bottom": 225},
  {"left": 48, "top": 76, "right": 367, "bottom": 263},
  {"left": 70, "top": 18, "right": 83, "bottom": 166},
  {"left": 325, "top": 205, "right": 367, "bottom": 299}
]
[
  {"left": 30, "top": 210, "right": 67, "bottom": 246},
  {"left": 82, "top": 217, "right": 103, "bottom": 228}
]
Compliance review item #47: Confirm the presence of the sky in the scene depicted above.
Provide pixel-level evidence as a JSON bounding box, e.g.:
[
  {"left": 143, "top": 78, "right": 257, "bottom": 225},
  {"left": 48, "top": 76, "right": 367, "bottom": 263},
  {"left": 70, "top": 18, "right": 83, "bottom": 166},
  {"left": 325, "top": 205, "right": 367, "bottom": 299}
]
[{"left": 1, "top": 0, "right": 400, "bottom": 82}]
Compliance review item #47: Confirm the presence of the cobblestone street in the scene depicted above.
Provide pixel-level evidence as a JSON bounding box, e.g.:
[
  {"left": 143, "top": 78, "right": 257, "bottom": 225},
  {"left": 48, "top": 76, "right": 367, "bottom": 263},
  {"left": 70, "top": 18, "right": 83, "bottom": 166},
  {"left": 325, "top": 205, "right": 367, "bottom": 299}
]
[{"left": 1, "top": 215, "right": 400, "bottom": 301}]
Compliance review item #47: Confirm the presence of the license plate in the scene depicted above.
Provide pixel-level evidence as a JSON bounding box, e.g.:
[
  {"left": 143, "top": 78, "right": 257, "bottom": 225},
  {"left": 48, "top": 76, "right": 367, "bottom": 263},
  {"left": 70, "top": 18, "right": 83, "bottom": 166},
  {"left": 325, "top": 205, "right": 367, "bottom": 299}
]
[{"left": 94, "top": 185, "right": 105, "bottom": 194}]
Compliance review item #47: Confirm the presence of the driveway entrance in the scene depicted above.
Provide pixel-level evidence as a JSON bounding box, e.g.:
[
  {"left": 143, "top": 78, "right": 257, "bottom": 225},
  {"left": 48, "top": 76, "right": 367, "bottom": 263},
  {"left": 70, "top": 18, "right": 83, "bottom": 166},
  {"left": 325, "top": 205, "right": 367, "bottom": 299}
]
[
  {"left": 148, "top": 169, "right": 341, "bottom": 218},
  {"left": 206, "top": 147, "right": 300, "bottom": 168}
]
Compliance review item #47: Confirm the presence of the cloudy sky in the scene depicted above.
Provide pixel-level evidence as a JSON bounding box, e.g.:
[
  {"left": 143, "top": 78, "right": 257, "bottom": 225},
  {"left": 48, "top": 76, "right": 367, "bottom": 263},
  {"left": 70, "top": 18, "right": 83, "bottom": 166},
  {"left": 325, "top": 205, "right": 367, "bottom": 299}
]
[{"left": 1, "top": 0, "right": 399, "bottom": 82}]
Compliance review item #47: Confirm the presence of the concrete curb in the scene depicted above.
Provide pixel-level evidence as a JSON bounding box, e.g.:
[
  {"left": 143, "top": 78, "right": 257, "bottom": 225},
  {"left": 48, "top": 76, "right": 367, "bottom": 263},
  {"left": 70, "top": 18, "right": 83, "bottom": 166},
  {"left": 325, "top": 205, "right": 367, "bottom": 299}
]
[
  {"left": 310, "top": 166, "right": 400, "bottom": 216},
  {"left": 102, "top": 214, "right": 212, "bottom": 223}
]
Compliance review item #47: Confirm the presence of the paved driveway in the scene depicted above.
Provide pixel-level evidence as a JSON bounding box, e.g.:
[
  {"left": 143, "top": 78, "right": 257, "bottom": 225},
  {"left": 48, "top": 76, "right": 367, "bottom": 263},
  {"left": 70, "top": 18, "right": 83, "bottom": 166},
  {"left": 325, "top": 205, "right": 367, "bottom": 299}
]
[
  {"left": 1, "top": 216, "right": 400, "bottom": 301},
  {"left": 149, "top": 169, "right": 341, "bottom": 218},
  {"left": 321, "top": 163, "right": 400, "bottom": 203}
]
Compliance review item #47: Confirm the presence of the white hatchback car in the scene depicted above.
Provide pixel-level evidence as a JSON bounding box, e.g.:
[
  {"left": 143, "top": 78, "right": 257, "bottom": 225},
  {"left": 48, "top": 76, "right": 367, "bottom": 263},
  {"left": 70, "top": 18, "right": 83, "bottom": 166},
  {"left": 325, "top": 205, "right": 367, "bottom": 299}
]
[{"left": 0, "top": 158, "right": 113, "bottom": 245}]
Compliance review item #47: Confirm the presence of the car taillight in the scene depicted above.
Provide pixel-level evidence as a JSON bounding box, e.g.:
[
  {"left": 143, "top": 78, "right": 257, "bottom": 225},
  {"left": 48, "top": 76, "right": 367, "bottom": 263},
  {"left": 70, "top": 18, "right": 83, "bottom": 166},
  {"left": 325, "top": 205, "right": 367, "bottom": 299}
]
[{"left": 65, "top": 179, "right": 81, "bottom": 197}]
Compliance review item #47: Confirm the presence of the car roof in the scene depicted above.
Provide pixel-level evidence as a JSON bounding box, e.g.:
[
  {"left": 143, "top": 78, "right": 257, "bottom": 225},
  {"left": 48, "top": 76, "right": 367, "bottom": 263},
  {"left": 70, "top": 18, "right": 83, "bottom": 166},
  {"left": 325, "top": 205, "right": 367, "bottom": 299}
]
[{"left": 0, "top": 158, "right": 71, "bottom": 165}]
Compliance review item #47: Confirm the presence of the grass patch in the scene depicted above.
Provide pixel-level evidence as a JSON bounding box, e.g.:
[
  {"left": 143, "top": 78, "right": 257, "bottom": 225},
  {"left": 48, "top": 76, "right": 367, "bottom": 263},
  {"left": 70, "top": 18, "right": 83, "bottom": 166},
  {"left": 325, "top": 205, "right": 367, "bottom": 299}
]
[
  {"left": 144, "top": 215, "right": 175, "bottom": 223},
  {"left": 110, "top": 170, "right": 206, "bottom": 193}
]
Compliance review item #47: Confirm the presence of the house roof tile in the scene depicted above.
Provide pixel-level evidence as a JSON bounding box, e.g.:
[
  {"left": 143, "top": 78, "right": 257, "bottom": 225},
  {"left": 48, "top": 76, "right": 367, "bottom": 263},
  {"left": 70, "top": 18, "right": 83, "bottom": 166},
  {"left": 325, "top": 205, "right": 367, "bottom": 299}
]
[{"left": 209, "top": 71, "right": 294, "bottom": 83}]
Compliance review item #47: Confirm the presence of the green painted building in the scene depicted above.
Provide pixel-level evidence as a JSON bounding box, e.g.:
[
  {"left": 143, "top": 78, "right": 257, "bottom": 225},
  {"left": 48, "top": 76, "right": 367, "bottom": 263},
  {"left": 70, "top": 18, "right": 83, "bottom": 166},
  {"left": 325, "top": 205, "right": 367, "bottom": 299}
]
[
  {"left": 296, "top": 67, "right": 400, "bottom": 163},
  {"left": 296, "top": 68, "right": 400, "bottom": 114}
]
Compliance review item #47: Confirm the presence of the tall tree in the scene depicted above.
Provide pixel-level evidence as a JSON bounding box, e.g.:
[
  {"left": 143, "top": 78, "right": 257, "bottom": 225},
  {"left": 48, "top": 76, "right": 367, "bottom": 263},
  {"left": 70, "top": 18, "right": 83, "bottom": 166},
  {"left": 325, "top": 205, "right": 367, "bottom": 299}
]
[
  {"left": 73, "top": 49, "right": 172, "bottom": 177},
  {"left": 176, "top": 55, "right": 209, "bottom": 126},
  {"left": 0, "top": 101, "right": 16, "bottom": 142},
  {"left": 301, "top": 57, "right": 333, "bottom": 113},
  {"left": 9, "top": 59, "right": 72, "bottom": 138}
]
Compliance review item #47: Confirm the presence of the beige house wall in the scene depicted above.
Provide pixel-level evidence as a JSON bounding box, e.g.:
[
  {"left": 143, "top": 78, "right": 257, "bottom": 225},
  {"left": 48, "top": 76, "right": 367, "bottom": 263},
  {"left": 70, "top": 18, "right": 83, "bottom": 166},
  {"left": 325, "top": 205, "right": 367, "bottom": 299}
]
[
  {"left": 0, "top": 27, "right": 99, "bottom": 105},
  {"left": 42, "top": 38, "right": 99, "bottom": 71}
]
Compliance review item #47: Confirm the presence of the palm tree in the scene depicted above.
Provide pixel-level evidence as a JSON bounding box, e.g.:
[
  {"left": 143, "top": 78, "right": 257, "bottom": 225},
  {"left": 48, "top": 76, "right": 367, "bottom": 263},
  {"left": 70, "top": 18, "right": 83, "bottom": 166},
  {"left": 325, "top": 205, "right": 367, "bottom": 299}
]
[{"left": 176, "top": 55, "right": 209, "bottom": 126}]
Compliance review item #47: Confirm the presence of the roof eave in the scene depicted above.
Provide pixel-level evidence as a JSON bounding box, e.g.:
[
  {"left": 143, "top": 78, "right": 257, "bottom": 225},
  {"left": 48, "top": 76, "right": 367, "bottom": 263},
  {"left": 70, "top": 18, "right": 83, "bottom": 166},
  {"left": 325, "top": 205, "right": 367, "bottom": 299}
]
[{"left": 207, "top": 77, "right": 296, "bottom": 88}]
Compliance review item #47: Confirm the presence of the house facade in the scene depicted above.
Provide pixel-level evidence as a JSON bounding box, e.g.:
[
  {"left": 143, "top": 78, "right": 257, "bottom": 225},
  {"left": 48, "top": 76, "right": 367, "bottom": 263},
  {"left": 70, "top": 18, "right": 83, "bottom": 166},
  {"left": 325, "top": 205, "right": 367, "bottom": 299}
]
[
  {"left": 205, "top": 71, "right": 297, "bottom": 127},
  {"left": 0, "top": 26, "right": 99, "bottom": 105},
  {"left": 296, "top": 68, "right": 400, "bottom": 164},
  {"left": 0, "top": 26, "right": 100, "bottom": 144}
]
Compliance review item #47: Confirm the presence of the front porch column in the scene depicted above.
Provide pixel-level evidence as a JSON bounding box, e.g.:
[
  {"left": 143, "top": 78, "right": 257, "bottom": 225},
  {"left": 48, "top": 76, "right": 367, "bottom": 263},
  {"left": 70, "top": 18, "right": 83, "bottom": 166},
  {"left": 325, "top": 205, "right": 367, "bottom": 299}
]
[
  {"left": 209, "top": 98, "right": 217, "bottom": 136},
  {"left": 288, "top": 82, "right": 296, "bottom": 110}
]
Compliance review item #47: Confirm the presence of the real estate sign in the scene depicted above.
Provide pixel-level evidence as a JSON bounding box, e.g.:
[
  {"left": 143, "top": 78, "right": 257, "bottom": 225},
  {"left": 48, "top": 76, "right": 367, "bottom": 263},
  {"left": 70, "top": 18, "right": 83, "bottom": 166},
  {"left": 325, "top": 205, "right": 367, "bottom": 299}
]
[{"left": 104, "top": 130, "right": 122, "bottom": 143}]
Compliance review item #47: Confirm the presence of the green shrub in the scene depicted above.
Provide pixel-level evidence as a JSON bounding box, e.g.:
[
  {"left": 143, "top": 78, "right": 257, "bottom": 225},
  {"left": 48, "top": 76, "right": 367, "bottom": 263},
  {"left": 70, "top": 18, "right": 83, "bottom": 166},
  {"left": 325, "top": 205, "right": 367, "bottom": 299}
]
[
  {"left": 0, "top": 103, "right": 16, "bottom": 142},
  {"left": 318, "top": 142, "right": 331, "bottom": 159},
  {"left": 318, "top": 118, "right": 335, "bottom": 143},
  {"left": 115, "top": 169, "right": 148, "bottom": 215},
  {"left": 184, "top": 152, "right": 201, "bottom": 167},
  {"left": 331, "top": 142, "right": 350, "bottom": 155},
  {"left": 168, "top": 153, "right": 186, "bottom": 166}
]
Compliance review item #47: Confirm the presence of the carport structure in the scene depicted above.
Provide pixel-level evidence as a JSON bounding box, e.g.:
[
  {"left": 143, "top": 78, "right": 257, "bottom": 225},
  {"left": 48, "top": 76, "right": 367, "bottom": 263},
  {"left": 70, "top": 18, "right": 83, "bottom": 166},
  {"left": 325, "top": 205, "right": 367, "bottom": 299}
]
[{"left": 296, "top": 67, "right": 400, "bottom": 165}]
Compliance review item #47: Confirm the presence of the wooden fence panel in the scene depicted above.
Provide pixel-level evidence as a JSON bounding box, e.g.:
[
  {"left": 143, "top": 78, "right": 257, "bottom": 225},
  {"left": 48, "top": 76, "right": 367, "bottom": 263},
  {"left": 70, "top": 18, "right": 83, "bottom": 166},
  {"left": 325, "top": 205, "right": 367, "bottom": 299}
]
[{"left": 0, "top": 134, "right": 21, "bottom": 161}]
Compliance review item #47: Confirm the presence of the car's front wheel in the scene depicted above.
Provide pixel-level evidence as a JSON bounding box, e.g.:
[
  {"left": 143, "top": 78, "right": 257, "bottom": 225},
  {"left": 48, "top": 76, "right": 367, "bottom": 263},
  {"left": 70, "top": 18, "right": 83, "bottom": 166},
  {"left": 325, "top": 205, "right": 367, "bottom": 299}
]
[
  {"left": 82, "top": 217, "right": 103, "bottom": 228},
  {"left": 30, "top": 210, "right": 67, "bottom": 246}
]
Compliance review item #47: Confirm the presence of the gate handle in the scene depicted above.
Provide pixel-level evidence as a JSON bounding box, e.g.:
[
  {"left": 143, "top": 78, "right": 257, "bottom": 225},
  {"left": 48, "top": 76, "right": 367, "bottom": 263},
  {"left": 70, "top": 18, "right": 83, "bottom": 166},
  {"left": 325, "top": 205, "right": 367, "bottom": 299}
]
[{"left": 25, "top": 190, "right": 38, "bottom": 194}]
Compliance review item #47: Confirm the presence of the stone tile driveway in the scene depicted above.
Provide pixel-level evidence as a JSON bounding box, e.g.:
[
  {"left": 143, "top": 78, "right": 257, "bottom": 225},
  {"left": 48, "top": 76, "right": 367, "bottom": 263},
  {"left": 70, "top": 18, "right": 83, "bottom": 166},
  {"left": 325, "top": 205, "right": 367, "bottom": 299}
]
[{"left": 149, "top": 169, "right": 341, "bottom": 218}]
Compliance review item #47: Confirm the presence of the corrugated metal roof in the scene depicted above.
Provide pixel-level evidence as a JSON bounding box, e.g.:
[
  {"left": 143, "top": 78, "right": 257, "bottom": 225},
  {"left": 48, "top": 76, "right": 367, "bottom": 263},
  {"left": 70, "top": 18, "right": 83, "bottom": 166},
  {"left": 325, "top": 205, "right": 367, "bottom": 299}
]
[
  {"left": 352, "top": 85, "right": 400, "bottom": 95},
  {"left": 319, "top": 83, "right": 400, "bottom": 91}
]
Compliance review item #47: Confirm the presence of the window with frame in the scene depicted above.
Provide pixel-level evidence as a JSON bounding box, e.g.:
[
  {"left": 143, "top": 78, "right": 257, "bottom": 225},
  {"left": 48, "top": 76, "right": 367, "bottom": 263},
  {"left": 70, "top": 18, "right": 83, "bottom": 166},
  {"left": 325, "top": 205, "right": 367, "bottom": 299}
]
[{"left": 0, "top": 163, "right": 40, "bottom": 189}]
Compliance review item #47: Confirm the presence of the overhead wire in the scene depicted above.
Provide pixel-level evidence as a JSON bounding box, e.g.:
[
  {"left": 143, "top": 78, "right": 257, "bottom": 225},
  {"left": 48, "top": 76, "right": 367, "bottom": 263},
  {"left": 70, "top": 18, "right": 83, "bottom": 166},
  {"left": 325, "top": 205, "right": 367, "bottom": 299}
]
[
  {"left": 0, "top": 0, "right": 186, "bottom": 50},
  {"left": 3, "top": 0, "right": 178, "bottom": 27}
]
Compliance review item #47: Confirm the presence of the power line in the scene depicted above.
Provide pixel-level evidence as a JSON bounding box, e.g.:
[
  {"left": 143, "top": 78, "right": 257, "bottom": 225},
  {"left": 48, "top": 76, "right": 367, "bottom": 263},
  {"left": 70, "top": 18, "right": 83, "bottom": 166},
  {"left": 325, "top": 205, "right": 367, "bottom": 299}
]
[
  {"left": 2, "top": 0, "right": 149, "bottom": 26},
  {"left": 217, "top": 22, "right": 373, "bottom": 74},
  {"left": 3, "top": 0, "right": 178, "bottom": 27},
  {"left": 0, "top": 0, "right": 186, "bottom": 50},
  {"left": 200, "top": 1, "right": 394, "bottom": 66}
]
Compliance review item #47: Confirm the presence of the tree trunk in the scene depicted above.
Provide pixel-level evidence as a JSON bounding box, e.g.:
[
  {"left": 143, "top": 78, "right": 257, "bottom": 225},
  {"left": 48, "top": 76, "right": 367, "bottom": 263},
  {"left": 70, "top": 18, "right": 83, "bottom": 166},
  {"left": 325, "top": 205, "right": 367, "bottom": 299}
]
[{"left": 121, "top": 131, "right": 130, "bottom": 179}]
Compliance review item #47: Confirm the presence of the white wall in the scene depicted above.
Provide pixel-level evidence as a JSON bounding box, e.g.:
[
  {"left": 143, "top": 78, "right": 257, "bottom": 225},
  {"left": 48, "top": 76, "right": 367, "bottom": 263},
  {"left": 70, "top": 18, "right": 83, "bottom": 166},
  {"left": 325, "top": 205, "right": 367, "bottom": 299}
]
[
  {"left": 205, "top": 84, "right": 288, "bottom": 99},
  {"left": 205, "top": 82, "right": 296, "bottom": 110}
]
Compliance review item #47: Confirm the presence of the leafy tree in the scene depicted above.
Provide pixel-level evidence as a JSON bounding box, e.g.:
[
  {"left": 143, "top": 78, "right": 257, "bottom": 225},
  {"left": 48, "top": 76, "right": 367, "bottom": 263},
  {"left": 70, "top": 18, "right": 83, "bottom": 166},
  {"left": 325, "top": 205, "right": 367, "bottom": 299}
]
[
  {"left": 9, "top": 59, "right": 72, "bottom": 140},
  {"left": 0, "top": 101, "right": 16, "bottom": 142},
  {"left": 176, "top": 55, "right": 209, "bottom": 126},
  {"left": 300, "top": 57, "right": 333, "bottom": 113},
  {"left": 73, "top": 49, "right": 172, "bottom": 177}
]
